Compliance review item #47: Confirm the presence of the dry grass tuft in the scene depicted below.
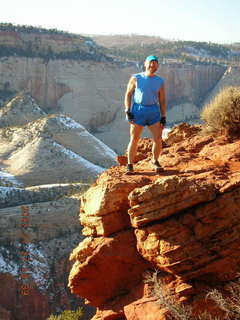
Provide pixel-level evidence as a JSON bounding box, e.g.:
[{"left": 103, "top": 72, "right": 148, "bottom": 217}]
[
  {"left": 206, "top": 278, "right": 240, "bottom": 319},
  {"left": 201, "top": 86, "right": 240, "bottom": 137},
  {"left": 144, "top": 271, "right": 193, "bottom": 320},
  {"left": 145, "top": 271, "right": 240, "bottom": 320}
]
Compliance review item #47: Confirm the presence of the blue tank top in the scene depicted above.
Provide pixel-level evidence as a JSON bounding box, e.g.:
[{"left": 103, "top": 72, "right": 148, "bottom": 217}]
[{"left": 133, "top": 72, "right": 164, "bottom": 105}]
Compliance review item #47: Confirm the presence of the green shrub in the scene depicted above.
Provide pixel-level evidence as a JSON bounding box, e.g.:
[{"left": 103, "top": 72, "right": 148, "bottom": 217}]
[
  {"left": 47, "top": 307, "right": 84, "bottom": 320},
  {"left": 201, "top": 86, "right": 240, "bottom": 136}
]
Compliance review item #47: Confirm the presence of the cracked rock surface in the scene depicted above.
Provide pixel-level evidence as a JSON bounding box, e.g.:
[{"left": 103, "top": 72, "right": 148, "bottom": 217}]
[{"left": 69, "top": 123, "right": 240, "bottom": 320}]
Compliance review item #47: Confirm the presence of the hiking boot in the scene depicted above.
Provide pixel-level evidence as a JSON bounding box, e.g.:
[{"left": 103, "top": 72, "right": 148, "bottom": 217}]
[
  {"left": 152, "top": 160, "right": 164, "bottom": 173},
  {"left": 126, "top": 163, "right": 134, "bottom": 175}
]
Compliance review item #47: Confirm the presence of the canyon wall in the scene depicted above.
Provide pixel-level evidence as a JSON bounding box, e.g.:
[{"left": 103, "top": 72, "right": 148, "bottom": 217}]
[
  {"left": 0, "top": 55, "right": 227, "bottom": 153},
  {"left": 3, "top": 28, "right": 240, "bottom": 153},
  {"left": 202, "top": 66, "right": 240, "bottom": 106},
  {"left": 159, "top": 63, "right": 225, "bottom": 106},
  {"left": 0, "top": 191, "right": 95, "bottom": 320},
  {"left": 0, "top": 57, "right": 134, "bottom": 129}
]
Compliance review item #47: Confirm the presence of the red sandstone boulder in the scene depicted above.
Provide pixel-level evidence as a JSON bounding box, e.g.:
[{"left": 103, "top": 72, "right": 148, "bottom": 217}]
[
  {"left": 69, "top": 124, "right": 240, "bottom": 319},
  {"left": 68, "top": 230, "right": 150, "bottom": 307},
  {"left": 80, "top": 170, "right": 151, "bottom": 236}
]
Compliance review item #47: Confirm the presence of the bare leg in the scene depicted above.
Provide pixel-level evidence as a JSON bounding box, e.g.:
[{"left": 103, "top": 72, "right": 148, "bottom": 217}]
[
  {"left": 148, "top": 122, "right": 163, "bottom": 161},
  {"left": 127, "top": 123, "right": 144, "bottom": 164}
]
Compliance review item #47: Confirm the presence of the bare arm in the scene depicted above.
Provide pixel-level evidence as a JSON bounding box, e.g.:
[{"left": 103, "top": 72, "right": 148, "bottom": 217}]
[
  {"left": 158, "top": 85, "right": 167, "bottom": 117},
  {"left": 124, "top": 76, "right": 136, "bottom": 111}
]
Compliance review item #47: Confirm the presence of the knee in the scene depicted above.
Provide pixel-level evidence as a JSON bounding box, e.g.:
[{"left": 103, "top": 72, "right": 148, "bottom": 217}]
[
  {"left": 130, "top": 135, "right": 140, "bottom": 144},
  {"left": 152, "top": 135, "right": 162, "bottom": 143}
]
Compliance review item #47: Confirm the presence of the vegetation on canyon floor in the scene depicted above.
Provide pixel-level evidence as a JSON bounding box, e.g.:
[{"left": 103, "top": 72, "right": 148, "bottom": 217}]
[{"left": 47, "top": 307, "right": 84, "bottom": 320}]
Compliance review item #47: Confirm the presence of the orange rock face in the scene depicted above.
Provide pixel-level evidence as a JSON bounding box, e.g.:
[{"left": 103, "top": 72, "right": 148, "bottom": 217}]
[
  {"left": 0, "top": 273, "right": 49, "bottom": 320},
  {"left": 69, "top": 123, "right": 240, "bottom": 320},
  {"left": 69, "top": 231, "right": 150, "bottom": 307}
]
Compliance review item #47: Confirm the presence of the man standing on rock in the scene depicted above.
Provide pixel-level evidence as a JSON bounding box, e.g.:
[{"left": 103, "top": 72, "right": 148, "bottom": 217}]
[{"left": 124, "top": 55, "right": 167, "bottom": 174}]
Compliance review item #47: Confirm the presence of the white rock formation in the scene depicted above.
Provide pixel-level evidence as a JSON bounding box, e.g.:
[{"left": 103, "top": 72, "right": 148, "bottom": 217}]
[{"left": 0, "top": 113, "right": 117, "bottom": 186}]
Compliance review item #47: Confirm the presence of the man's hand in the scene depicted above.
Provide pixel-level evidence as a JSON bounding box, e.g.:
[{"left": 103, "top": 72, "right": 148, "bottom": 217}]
[
  {"left": 160, "top": 116, "right": 166, "bottom": 126},
  {"left": 125, "top": 110, "right": 134, "bottom": 121}
]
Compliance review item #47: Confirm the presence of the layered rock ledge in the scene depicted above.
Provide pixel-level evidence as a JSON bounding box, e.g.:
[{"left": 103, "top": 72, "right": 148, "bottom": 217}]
[{"left": 68, "top": 123, "right": 240, "bottom": 320}]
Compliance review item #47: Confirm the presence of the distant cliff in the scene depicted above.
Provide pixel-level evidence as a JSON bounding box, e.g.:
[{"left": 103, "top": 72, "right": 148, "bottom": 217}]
[
  {"left": 0, "top": 56, "right": 225, "bottom": 126},
  {"left": 0, "top": 26, "right": 237, "bottom": 154},
  {"left": 0, "top": 56, "right": 135, "bottom": 129},
  {"left": 202, "top": 66, "right": 240, "bottom": 106},
  {"left": 0, "top": 23, "right": 110, "bottom": 62}
]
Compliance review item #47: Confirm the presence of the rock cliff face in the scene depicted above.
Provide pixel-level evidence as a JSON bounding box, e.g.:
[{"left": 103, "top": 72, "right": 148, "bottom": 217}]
[
  {"left": 0, "top": 191, "right": 95, "bottom": 320},
  {"left": 0, "top": 56, "right": 135, "bottom": 130},
  {"left": 202, "top": 66, "right": 240, "bottom": 106},
  {"left": 0, "top": 56, "right": 225, "bottom": 124},
  {"left": 0, "top": 28, "right": 233, "bottom": 155},
  {"left": 159, "top": 64, "right": 225, "bottom": 107},
  {"left": 69, "top": 124, "right": 240, "bottom": 319},
  {"left": 0, "top": 56, "right": 226, "bottom": 132},
  {"left": 1, "top": 28, "right": 239, "bottom": 155}
]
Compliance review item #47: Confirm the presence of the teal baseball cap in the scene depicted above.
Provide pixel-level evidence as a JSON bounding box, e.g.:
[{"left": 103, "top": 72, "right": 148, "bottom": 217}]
[{"left": 145, "top": 55, "right": 159, "bottom": 63}]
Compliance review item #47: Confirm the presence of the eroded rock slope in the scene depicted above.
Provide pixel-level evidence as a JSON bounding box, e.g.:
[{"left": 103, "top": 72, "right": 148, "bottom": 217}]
[
  {"left": 0, "top": 100, "right": 117, "bottom": 186},
  {"left": 69, "top": 123, "right": 240, "bottom": 320}
]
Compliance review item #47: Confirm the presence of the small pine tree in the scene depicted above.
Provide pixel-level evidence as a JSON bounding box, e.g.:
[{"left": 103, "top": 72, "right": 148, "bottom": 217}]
[{"left": 47, "top": 307, "right": 84, "bottom": 320}]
